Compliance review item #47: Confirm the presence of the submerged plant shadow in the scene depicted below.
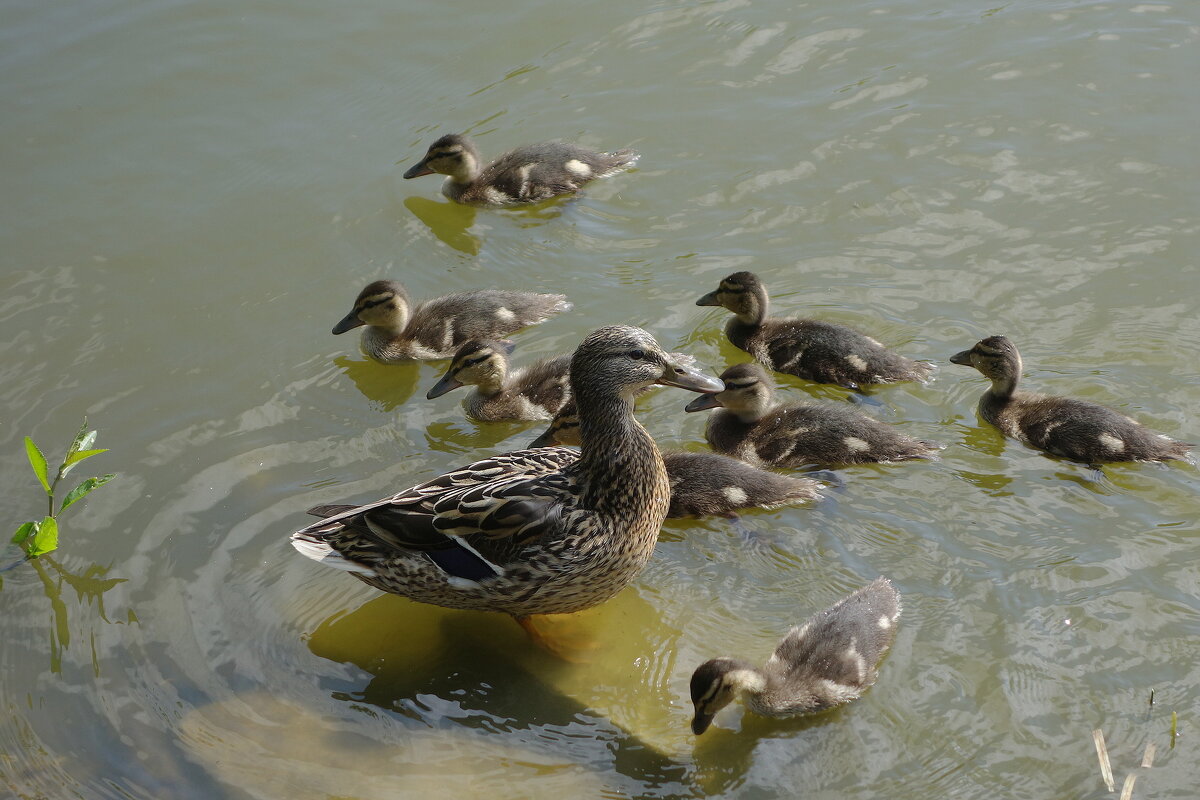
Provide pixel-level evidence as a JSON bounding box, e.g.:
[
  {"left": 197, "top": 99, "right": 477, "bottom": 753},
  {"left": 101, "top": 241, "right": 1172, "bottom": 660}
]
[
  {"left": 2, "top": 554, "right": 129, "bottom": 674},
  {"left": 306, "top": 593, "right": 697, "bottom": 794}
]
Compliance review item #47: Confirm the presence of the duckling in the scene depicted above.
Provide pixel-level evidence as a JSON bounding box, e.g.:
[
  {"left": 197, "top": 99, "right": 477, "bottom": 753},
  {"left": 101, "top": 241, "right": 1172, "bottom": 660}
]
[
  {"left": 426, "top": 339, "right": 572, "bottom": 422},
  {"left": 950, "top": 335, "right": 1192, "bottom": 464},
  {"left": 403, "top": 133, "right": 639, "bottom": 206},
  {"left": 689, "top": 577, "right": 900, "bottom": 734},
  {"left": 292, "top": 326, "right": 724, "bottom": 625},
  {"left": 529, "top": 402, "right": 822, "bottom": 518},
  {"left": 696, "top": 271, "right": 932, "bottom": 389},
  {"left": 685, "top": 363, "right": 940, "bottom": 467},
  {"left": 333, "top": 280, "right": 572, "bottom": 363}
]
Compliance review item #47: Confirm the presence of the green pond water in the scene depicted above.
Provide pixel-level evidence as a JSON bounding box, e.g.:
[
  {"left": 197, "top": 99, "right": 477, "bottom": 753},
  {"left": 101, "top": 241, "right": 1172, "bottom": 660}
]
[{"left": 2, "top": 0, "right": 1198, "bottom": 797}]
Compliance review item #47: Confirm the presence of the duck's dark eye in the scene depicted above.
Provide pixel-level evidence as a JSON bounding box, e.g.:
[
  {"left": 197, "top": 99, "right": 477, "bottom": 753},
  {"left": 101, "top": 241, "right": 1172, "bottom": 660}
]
[{"left": 629, "top": 348, "right": 645, "bottom": 360}]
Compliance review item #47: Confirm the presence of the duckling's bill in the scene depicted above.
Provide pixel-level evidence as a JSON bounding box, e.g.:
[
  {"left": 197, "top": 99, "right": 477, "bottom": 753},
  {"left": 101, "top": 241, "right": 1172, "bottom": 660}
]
[
  {"left": 403, "top": 159, "right": 435, "bottom": 179},
  {"left": 332, "top": 309, "right": 366, "bottom": 335},
  {"left": 426, "top": 374, "right": 465, "bottom": 399},
  {"left": 948, "top": 348, "right": 974, "bottom": 366},
  {"left": 528, "top": 429, "right": 562, "bottom": 449},
  {"left": 683, "top": 392, "right": 723, "bottom": 412}
]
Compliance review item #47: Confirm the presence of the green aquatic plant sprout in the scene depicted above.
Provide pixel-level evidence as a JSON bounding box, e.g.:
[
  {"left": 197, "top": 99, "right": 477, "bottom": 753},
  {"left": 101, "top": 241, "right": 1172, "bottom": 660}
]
[{"left": 12, "top": 418, "right": 115, "bottom": 559}]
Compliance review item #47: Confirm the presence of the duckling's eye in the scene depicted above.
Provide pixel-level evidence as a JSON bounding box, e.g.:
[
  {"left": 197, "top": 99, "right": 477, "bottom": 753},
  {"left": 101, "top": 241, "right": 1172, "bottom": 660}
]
[{"left": 629, "top": 349, "right": 645, "bottom": 360}]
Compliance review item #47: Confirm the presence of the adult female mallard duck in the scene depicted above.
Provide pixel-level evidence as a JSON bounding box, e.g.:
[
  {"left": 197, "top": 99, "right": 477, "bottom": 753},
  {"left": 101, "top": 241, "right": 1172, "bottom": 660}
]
[
  {"left": 403, "top": 133, "right": 639, "bottom": 206},
  {"left": 333, "top": 280, "right": 572, "bottom": 363},
  {"left": 291, "top": 326, "right": 723, "bottom": 630},
  {"left": 696, "top": 271, "right": 932, "bottom": 389},
  {"left": 690, "top": 577, "right": 900, "bottom": 734},
  {"left": 529, "top": 402, "right": 822, "bottom": 518},
  {"left": 950, "top": 335, "right": 1192, "bottom": 464},
  {"left": 425, "top": 340, "right": 572, "bottom": 422},
  {"left": 685, "top": 363, "right": 940, "bottom": 467}
]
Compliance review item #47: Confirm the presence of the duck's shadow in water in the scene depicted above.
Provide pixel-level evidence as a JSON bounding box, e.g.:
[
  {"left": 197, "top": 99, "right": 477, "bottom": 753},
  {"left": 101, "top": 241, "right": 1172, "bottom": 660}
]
[
  {"left": 957, "top": 421, "right": 1141, "bottom": 495},
  {"left": 403, "top": 195, "right": 568, "bottom": 255},
  {"left": 688, "top": 707, "right": 846, "bottom": 796},
  {"left": 334, "top": 355, "right": 422, "bottom": 412},
  {"left": 422, "top": 418, "right": 539, "bottom": 456},
  {"left": 306, "top": 594, "right": 692, "bottom": 790},
  {"left": 402, "top": 196, "right": 481, "bottom": 255}
]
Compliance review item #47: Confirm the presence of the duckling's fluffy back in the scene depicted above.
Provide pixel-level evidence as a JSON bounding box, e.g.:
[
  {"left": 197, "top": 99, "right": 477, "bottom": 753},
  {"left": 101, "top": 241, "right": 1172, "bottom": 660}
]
[
  {"left": 465, "top": 354, "right": 573, "bottom": 422},
  {"left": 374, "top": 290, "right": 571, "bottom": 360},
  {"left": 467, "top": 141, "right": 638, "bottom": 205},
  {"left": 409, "top": 290, "right": 571, "bottom": 344},
  {"left": 744, "top": 318, "right": 933, "bottom": 389},
  {"left": 708, "top": 402, "right": 940, "bottom": 468},
  {"left": 662, "top": 452, "right": 821, "bottom": 518},
  {"left": 988, "top": 392, "right": 1192, "bottom": 464},
  {"left": 757, "top": 577, "right": 901, "bottom": 715}
]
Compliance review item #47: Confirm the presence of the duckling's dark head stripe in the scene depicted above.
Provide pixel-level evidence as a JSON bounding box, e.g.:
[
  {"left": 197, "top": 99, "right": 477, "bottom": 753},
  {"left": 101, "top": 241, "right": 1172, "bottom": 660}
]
[
  {"left": 429, "top": 133, "right": 466, "bottom": 150},
  {"left": 451, "top": 340, "right": 497, "bottom": 360},
  {"left": 356, "top": 292, "right": 394, "bottom": 310},
  {"left": 723, "top": 270, "right": 760, "bottom": 288},
  {"left": 718, "top": 363, "right": 770, "bottom": 386},
  {"left": 975, "top": 335, "right": 1013, "bottom": 355},
  {"left": 357, "top": 279, "right": 406, "bottom": 302},
  {"left": 456, "top": 353, "right": 494, "bottom": 370}
]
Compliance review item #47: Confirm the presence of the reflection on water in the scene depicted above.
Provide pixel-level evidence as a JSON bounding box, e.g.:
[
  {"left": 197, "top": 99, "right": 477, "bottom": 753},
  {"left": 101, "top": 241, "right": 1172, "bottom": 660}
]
[
  {"left": 334, "top": 355, "right": 421, "bottom": 411},
  {"left": 402, "top": 191, "right": 568, "bottom": 256},
  {"left": 179, "top": 690, "right": 624, "bottom": 799},
  {"left": 403, "top": 196, "right": 481, "bottom": 255},
  {"left": 19, "top": 556, "right": 129, "bottom": 674},
  {"left": 421, "top": 418, "right": 536, "bottom": 454},
  {"left": 306, "top": 593, "right": 695, "bottom": 793},
  {"left": 3, "top": 0, "right": 1199, "bottom": 797}
]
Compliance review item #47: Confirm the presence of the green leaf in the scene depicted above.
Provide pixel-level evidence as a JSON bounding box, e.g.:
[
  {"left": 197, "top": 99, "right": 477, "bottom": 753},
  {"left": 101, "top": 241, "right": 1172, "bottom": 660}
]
[
  {"left": 68, "top": 419, "right": 96, "bottom": 459},
  {"left": 61, "top": 474, "right": 116, "bottom": 512},
  {"left": 12, "top": 521, "right": 36, "bottom": 545},
  {"left": 59, "top": 419, "right": 100, "bottom": 480},
  {"left": 25, "top": 437, "right": 51, "bottom": 493},
  {"left": 17, "top": 519, "right": 41, "bottom": 555},
  {"left": 65, "top": 448, "right": 108, "bottom": 467},
  {"left": 29, "top": 516, "right": 58, "bottom": 557}
]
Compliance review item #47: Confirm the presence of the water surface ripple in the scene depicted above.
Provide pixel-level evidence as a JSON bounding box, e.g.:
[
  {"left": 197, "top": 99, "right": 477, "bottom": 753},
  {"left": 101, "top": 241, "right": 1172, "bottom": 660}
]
[{"left": 2, "top": 0, "right": 1197, "bottom": 798}]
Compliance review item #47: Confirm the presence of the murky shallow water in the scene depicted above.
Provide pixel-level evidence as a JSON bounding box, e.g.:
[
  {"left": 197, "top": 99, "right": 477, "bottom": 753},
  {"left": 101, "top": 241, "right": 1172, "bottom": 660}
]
[{"left": 3, "top": 0, "right": 1198, "bottom": 797}]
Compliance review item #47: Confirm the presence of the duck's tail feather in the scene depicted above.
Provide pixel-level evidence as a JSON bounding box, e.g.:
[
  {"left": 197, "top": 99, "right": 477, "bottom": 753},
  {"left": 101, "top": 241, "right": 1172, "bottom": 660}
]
[
  {"left": 307, "top": 504, "right": 358, "bottom": 518},
  {"left": 289, "top": 531, "right": 378, "bottom": 576}
]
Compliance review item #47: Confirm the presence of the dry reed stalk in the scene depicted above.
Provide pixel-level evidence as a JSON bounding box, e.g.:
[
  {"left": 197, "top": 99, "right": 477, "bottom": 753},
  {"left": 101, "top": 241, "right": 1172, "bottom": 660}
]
[{"left": 1093, "top": 729, "right": 1115, "bottom": 792}]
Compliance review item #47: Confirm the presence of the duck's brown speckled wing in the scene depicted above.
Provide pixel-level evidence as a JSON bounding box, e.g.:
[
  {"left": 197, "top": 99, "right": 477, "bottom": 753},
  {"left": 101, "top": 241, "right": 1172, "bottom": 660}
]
[{"left": 296, "top": 447, "right": 580, "bottom": 579}]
